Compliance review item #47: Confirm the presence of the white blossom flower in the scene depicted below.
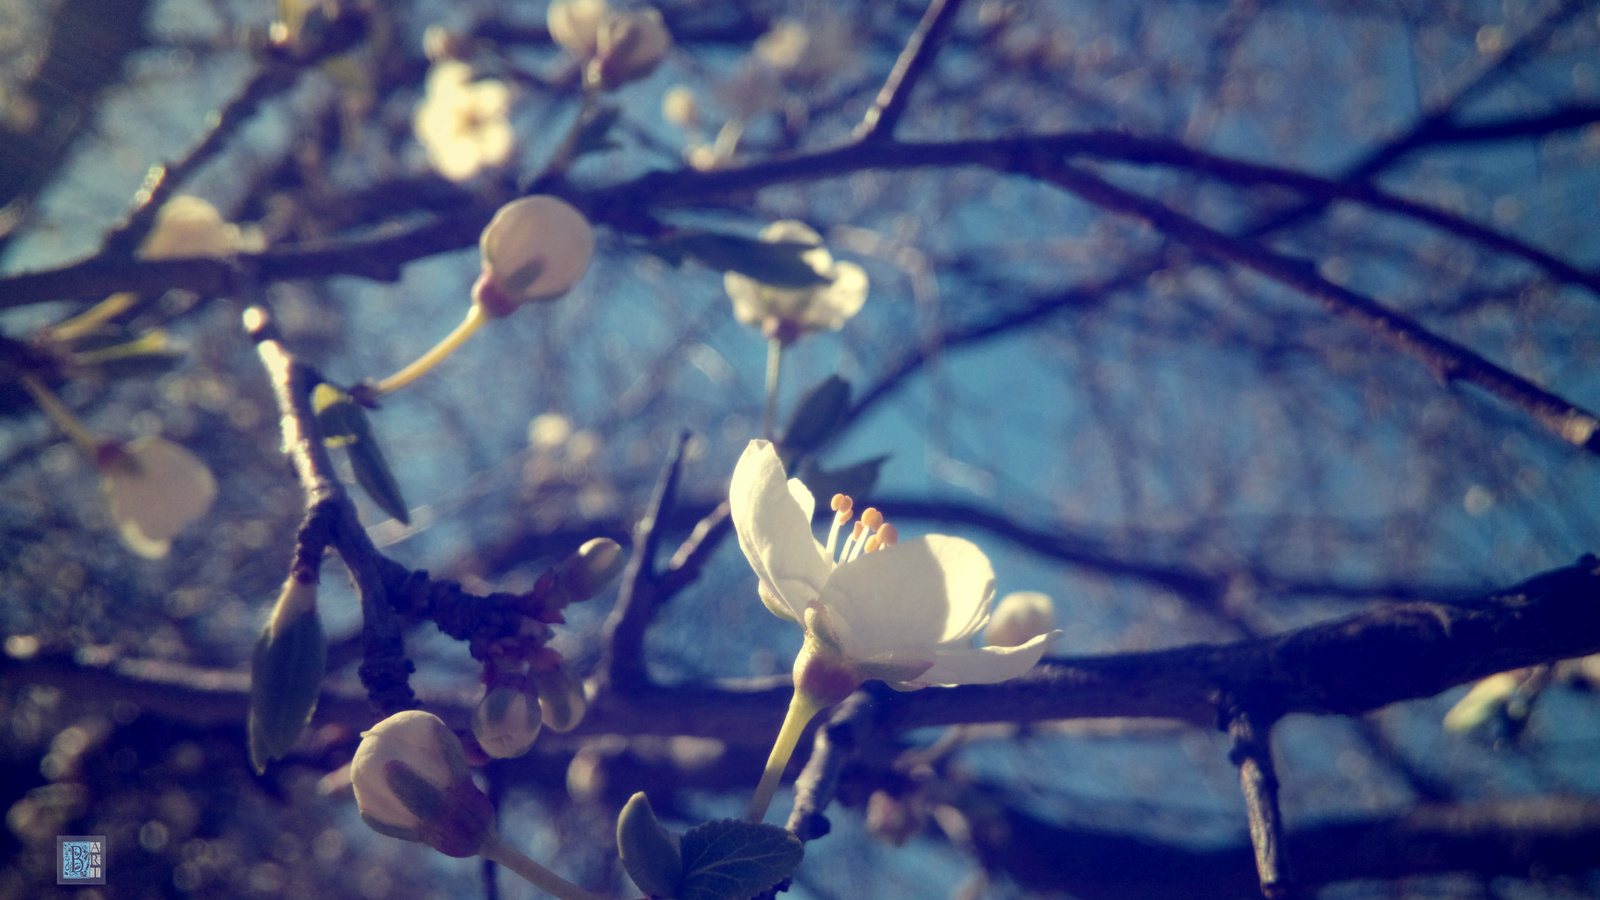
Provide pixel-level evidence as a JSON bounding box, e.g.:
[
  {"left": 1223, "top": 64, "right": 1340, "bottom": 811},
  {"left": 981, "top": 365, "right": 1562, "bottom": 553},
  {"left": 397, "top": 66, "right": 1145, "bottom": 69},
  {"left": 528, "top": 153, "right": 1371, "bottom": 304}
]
[
  {"left": 473, "top": 195, "right": 595, "bottom": 317},
  {"left": 413, "top": 61, "right": 514, "bottom": 182},
  {"left": 98, "top": 436, "right": 217, "bottom": 559},
  {"left": 724, "top": 221, "right": 867, "bottom": 344},
  {"left": 731, "top": 439, "right": 1055, "bottom": 691},
  {"left": 472, "top": 685, "right": 541, "bottom": 759},
  {"left": 139, "top": 196, "right": 264, "bottom": 259},
  {"left": 734, "top": 439, "right": 1059, "bottom": 822}
]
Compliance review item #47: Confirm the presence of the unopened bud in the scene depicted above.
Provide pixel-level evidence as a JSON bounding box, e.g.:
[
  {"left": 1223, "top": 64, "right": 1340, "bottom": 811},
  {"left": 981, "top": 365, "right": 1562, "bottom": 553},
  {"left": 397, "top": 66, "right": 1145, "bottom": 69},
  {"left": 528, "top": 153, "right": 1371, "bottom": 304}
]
[
  {"left": 555, "top": 537, "right": 626, "bottom": 603},
  {"left": 662, "top": 85, "right": 699, "bottom": 129},
  {"left": 617, "top": 792, "right": 682, "bottom": 898},
  {"left": 530, "top": 662, "right": 588, "bottom": 733},
  {"left": 985, "top": 591, "right": 1056, "bottom": 649},
  {"left": 472, "top": 684, "right": 542, "bottom": 758},
  {"left": 352, "top": 710, "right": 495, "bottom": 858},
  {"left": 588, "top": 7, "right": 671, "bottom": 91},
  {"left": 548, "top": 0, "right": 608, "bottom": 62},
  {"left": 248, "top": 578, "right": 327, "bottom": 773},
  {"left": 473, "top": 196, "right": 595, "bottom": 317}
]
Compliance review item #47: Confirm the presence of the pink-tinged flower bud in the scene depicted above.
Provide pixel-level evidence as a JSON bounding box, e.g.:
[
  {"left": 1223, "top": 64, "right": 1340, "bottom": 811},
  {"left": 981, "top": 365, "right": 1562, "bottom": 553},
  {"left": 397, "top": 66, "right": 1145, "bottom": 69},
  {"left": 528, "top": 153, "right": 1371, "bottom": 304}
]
[
  {"left": 548, "top": 0, "right": 608, "bottom": 63},
  {"left": 351, "top": 710, "right": 495, "bottom": 858},
  {"left": 588, "top": 7, "right": 671, "bottom": 91},
  {"left": 472, "top": 196, "right": 595, "bottom": 317},
  {"left": 97, "top": 436, "right": 217, "bottom": 559},
  {"left": 472, "top": 684, "right": 541, "bottom": 759},
  {"left": 985, "top": 591, "right": 1056, "bottom": 649}
]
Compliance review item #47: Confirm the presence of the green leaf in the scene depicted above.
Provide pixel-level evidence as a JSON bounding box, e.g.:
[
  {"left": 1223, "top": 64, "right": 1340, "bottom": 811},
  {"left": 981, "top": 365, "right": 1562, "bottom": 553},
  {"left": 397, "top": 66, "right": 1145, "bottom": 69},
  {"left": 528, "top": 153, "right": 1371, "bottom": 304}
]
[
  {"left": 312, "top": 384, "right": 410, "bottom": 524},
  {"left": 677, "top": 819, "right": 803, "bottom": 900},
  {"left": 571, "top": 104, "right": 624, "bottom": 159},
  {"left": 795, "top": 456, "right": 888, "bottom": 510},
  {"left": 653, "top": 231, "right": 830, "bottom": 288},
  {"left": 780, "top": 376, "right": 850, "bottom": 458}
]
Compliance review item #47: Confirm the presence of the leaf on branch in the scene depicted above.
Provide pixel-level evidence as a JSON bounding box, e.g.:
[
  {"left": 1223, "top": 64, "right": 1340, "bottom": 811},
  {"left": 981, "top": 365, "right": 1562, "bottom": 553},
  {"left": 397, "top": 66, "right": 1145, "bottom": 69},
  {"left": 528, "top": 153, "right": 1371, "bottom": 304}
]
[
  {"left": 312, "top": 383, "right": 411, "bottom": 523},
  {"left": 781, "top": 375, "right": 850, "bottom": 459},
  {"left": 651, "top": 230, "right": 832, "bottom": 288},
  {"left": 677, "top": 819, "right": 803, "bottom": 900},
  {"left": 796, "top": 455, "right": 888, "bottom": 509}
]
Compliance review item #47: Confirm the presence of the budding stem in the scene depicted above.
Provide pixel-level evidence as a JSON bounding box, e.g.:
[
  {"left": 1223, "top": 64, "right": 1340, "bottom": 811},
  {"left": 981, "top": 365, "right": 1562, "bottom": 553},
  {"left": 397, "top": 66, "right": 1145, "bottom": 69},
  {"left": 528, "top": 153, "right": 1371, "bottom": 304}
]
[
  {"left": 746, "top": 688, "right": 824, "bottom": 823},
  {"left": 761, "top": 336, "right": 783, "bottom": 441},
  {"left": 20, "top": 374, "right": 101, "bottom": 458},
  {"left": 371, "top": 302, "right": 490, "bottom": 395},
  {"left": 479, "top": 833, "right": 610, "bottom": 900}
]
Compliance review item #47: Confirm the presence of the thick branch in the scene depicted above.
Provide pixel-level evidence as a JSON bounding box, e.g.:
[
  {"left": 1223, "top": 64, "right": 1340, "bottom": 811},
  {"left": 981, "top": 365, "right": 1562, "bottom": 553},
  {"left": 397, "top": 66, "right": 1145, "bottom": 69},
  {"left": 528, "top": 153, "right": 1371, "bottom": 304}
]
[{"left": 9, "top": 558, "right": 1598, "bottom": 743}]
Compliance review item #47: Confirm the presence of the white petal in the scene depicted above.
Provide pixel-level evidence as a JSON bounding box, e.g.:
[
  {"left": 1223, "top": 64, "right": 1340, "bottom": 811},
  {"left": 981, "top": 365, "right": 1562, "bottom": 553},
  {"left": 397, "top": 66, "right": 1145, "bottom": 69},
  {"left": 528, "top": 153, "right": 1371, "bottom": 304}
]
[
  {"left": 914, "top": 631, "right": 1058, "bottom": 687},
  {"left": 729, "top": 440, "right": 828, "bottom": 621},
  {"left": 801, "top": 260, "right": 867, "bottom": 331},
  {"left": 758, "top": 220, "right": 822, "bottom": 245},
  {"left": 819, "top": 535, "right": 995, "bottom": 655},
  {"left": 102, "top": 437, "right": 217, "bottom": 558}
]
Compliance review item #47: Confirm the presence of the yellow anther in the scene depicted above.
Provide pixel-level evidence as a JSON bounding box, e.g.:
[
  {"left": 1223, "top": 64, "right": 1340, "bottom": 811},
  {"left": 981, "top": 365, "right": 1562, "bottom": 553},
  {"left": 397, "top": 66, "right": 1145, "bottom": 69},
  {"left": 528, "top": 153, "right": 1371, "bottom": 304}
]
[
  {"left": 876, "top": 523, "right": 898, "bottom": 548},
  {"left": 860, "top": 508, "right": 884, "bottom": 531},
  {"left": 831, "top": 493, "right": 853, "bottom": 514}
]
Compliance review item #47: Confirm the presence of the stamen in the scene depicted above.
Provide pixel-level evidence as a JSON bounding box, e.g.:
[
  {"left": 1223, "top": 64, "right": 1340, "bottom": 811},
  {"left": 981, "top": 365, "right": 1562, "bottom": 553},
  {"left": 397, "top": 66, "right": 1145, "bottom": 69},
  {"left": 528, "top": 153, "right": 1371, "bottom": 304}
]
[
  {"left": 847, "top": 508, "right": 884, "bottom": 562},
  {"left": 825, "top": 494, "right": 854, "bottom": 559},
  {"left": 876, "top": 523, "right": 898, "bottom": 548},
  {"left": 863, "top": 534, "right": 881, "bottom": 553},
  {"left": 840, "top": 519, "right": 867, "bottom": 562}
]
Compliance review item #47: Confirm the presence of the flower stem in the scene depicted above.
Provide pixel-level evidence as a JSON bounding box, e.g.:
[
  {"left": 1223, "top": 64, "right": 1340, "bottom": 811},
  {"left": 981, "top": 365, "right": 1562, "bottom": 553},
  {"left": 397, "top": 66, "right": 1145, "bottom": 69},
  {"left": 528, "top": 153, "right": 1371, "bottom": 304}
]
[
  {"left": 747, "top": 689, "right": 824, "bottom": 823},
  {"left": 479, "top": 833, "right": 610, "bottom": 900},
  {"left": 20, "top": 374, "right": 101, "bottom": 458},
  {"left": 371, "top": 302, "right": 490, "bottom": 395},
  {"left": 41, "top": 292, "right": 138, "bottom": 343},
  {"left": 761, "top": 336, "right": 783, "bottom": 440}
]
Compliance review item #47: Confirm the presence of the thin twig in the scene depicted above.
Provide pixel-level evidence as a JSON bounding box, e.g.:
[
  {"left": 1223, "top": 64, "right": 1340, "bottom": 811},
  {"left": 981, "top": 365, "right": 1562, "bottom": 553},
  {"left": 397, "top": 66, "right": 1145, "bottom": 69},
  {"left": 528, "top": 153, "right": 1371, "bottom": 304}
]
[
  {"left": 786, "top": 685, "right": 888, "bottom": 841},
  {"left": 1227, "top": 708, "right": 1291, "bottom": 899},
  {"left": 597, "top": 431, "right": 691, "bottom": 692},
  {"left": 1038, "top": 163, "right": 1600, "bottom": 455},
  {"left": 854, "top": 0, "right": 967, "bottom": 143}
]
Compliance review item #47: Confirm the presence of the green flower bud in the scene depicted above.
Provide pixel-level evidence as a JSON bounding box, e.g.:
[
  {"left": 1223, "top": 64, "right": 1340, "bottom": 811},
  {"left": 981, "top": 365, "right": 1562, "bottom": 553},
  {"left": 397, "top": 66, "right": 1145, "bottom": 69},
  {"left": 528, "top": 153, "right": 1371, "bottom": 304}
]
[
  {"left": 530, "top": 663, "right": 588, "bottom": 733},
  {"left": 616, "top": 792, "right": 682, "bottom": 899},
  {"left": 248, "top": 577, "right": 327, "bottom": 773},
  {"left": 352, "top": 710, "right": 495, "bottom": 858},
  {"left": 472, "top": 684, "right": 542, "bottom": 759}
]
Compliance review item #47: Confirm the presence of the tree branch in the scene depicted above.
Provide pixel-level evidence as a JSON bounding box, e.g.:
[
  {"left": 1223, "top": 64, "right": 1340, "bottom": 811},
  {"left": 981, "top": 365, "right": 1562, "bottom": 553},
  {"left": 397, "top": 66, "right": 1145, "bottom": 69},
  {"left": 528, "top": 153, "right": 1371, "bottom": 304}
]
[
  {"left": 854, "top": 0, "right": 966, "bottom": 143},
  {"left": 1038, "top": 163, "right": 1600, "bottom": 456}
]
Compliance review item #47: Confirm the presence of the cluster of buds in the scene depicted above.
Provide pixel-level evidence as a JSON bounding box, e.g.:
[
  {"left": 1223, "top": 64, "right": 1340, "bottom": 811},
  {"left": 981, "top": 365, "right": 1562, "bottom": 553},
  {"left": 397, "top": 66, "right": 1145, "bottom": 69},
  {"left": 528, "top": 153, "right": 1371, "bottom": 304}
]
[
  {"left": 548, "top": 0, "right": 672, "bottom": 92},
  {"left": 469, "top": 538, "right": 625, "bottom": 758}
]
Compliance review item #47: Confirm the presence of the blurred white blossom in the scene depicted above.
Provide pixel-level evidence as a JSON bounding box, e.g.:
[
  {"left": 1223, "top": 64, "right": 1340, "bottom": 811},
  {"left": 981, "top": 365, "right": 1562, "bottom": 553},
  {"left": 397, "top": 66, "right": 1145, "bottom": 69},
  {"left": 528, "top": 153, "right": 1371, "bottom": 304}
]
[
  {"left": 98, "top": 436, "right": 217, "bottom": 559},
  {"left": 413, "top": 61, "right": 513, "bottom": 182},
  {"left": 724, "top": 221, "right": 867, "bottom": 344},
  {"left": 548, "top": 0, "right": 671, "bottom": 91},
  {"left": 139, "top": 195, "right": 263, "bottom": 259}
]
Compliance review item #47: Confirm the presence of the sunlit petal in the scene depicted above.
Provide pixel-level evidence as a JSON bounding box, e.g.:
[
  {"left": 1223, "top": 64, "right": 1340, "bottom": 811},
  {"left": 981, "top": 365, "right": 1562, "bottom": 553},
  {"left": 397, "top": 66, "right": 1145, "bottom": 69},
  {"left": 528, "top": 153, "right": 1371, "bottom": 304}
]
[
  {"left": 820, "top": 535, "right": 992, "bottom": 653},
  {"left": 914, "top": 631, "right": 1057, "bottom": 687},
  {"left": 730, "top": 440, "right": 828, "bottom": 620}
]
